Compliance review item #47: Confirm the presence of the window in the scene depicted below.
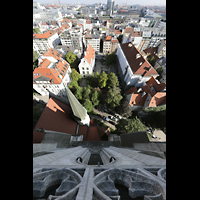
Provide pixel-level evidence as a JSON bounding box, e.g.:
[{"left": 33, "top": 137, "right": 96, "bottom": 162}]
[
  {"left": 83, "top": 71, "right": 85, "bottom": 74},
  {"left": 86, "top": 68, "right": 89, "bottom": 70}
]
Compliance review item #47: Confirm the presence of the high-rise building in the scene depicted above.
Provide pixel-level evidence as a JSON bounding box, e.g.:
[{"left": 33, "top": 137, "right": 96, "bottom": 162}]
[{"left": 107, "top": 0, "right": 115, "bottom": 15}]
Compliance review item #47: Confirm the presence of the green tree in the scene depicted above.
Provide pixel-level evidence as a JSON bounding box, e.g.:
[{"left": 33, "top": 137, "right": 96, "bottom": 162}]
[
  {"left": 64, "top": 51, "right": 79, "bottom": 70},
  {"left": 83, "top": 99, "right": 94, "bottom": 113},
  {"left": 125, "top": 116, "right": 147, "bottom": 133},
  {"left": 70, "top": 69, "right": 82, "bottom": 82},
  {"left": 82, "top": 86, "right": 91, "bottom": 102},
  {"left": 116, "top": 116, "right": 147, "bottom": 135},
  {"left": 105, "top": 52, "right": 117, "bottom": 65},
  {"left": 147, "top": 56, "right": 155, "bottom": 67},
  {"left": 117, "top": 34, "right": 123, "bottom": 44},
  {"left": 33, "top": 28, "right": 41, "bottom": 34},
  {"left": 116, "top": 99, "right": 132, "bottom": 117},
  {"left": 107, "top": 72, "right": 119, "bottom": 89},
  {"left": 104, "top": 86, "right": 123, "bottom": 109},
  {"left": 68, "top": 79, "right": 79, "bottom": 93},
  {"left": 33, "top": 49, "right": 39, "bottom": 70},
  {"left": 74, "top": 86, "right": 83, "bottom": 101},
  {"left": 98, "top": 71, "right": 108, "bottom": 88},
  {"left": 91, "top": 90, "right": 100, "bottom": 106}
]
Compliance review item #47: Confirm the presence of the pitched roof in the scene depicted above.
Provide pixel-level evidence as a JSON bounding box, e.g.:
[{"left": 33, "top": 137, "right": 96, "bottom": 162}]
[
  {"left": 120, "top": 42, "right": 158, "bottom": 77},
  {"left": 125, "top": 87, "right": 137, "bottom": 95},
  {"left": 84, "top": 44, "right": 95, "bottom": 64},
  {"left": 111, "top": 38, "right": 119, "bottom": 43},
  {"left": 33, "top": 31, "right": 56, "bottom": 39},
  {"left": 33, "top": 97, "right": 105, "bottom": 143},
  {"left": 105, "top": 36, "right": 112, "bottom": 41},
  {"left": 148, "top": 92, "right": 166, "bottom": 107},
  {"left": 43, "top": 48, "right": 63, "bottom": 60},
  {"left": 33, "top": 97, "right": 77, "bottom": 143},
  {"left": 126, "top": 76, "right": 166, "bottom": 107},
  {"left": 33, "top": 48, "right": 70, "bottom": 84},
  {"left": 124, "top": 27, "right": 133, "bottom": 33}
]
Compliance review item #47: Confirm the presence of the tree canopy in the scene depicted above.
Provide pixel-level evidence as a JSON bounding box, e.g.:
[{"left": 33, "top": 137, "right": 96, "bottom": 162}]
[
  {"left": 64, "top": 51, "right": 79, "bottom": 70},
  {"left": 104, "top": 86, "right": 123, "bottom": 109},
  {"left": 83, "top": 99, "right": 94, "bottom": 113},
  {"left": 116, "top": 99, "right": 132, "bottom": 117},
  {"left": 98, "top": 71, "right": 108, "bottom": 88},
  {"left": 33, "top": 49, "right": 39, "bottom": 70},
  {"left": 105, "top": 52, "right": 117, "bottom": 65},
  {"left": 116, "top": 116, "right": 147, "bottom": 135},
  {"left": 107, "top": 72, "right": 119, "bottom": 89}
]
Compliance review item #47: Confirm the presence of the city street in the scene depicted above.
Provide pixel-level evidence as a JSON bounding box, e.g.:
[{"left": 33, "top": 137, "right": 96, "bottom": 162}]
[{"left": 91, "top": 108, "right": 118, "bottom": 130}]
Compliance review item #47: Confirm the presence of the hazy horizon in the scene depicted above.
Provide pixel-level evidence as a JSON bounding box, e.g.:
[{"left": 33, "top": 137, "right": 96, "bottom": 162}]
[{"left": 35, "top": 0, "right": 166, "bottom": 6}]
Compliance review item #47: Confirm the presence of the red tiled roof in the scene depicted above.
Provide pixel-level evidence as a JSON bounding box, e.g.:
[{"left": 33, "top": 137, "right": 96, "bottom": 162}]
[
  {"left": 105, "top": 36, "right": 112, "bottom": 41},
  {"left": 148, "top": 92, "right": 166, "bottom": 107},
  {"left": 126, "top": 76, "right": 166, "bottom": 107},
  {"left": 33, "top": 97, "right": 106, "bottom": 143},
  {"left": 43, "top": 48, "right": 63, "bottom": 60},
  {"left": 115, "top": 30, "right": 122, "bottom": 34},
  {"left": 129, "top": 93, "right": 147, "bottom": 106},
  {"left": 33, "top": 31, "right": 56, "bottom": 39},
  {"left": 33, "top": 48, "right": 69, "bottom": 84},
  {"left": 33, "top": 97, "right": 77, "bottom": 143},
  {"left": 84, "top": 44, "right": 95, "bottom": 64},
  {"left": 111, "top": 38, "right": 119, "bottom": 43}
]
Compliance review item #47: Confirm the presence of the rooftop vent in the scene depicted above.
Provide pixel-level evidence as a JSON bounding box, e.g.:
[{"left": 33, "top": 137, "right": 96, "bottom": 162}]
[
  {"left": 128, "top": 43, "right": 133, "bottom": 47},
  {"left": 136, "top": 53, "right": 141, "bottom": 59}
]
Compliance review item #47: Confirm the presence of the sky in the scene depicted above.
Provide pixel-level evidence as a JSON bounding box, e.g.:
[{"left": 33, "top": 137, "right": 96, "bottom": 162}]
[{"left": 36, "top": 0, "right": 166, "bottom": 6}]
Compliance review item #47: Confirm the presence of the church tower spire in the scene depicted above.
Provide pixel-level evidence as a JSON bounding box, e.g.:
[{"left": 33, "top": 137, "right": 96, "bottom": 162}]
[{"left": 63, "top": 83, "right": 90, "bottom": 126}]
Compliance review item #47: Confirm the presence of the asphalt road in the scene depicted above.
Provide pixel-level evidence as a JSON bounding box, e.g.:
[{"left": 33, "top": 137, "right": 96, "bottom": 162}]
[{"left": 91, "top": 108, "right": 119, "bottom": 130}]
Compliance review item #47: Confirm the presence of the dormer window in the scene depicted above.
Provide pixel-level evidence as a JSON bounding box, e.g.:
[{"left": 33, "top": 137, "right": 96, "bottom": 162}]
[{"left": 136, "top": 53, "right": 141, "bottom": 59}]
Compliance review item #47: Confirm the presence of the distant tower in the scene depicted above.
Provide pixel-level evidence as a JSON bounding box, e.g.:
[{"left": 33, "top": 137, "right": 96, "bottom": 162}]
[
  {"left": 107, "top": 0, "right": 115, "bottom": 15},
  {"left": 63, "top": 84, "right": 90, "bottom": 126}
]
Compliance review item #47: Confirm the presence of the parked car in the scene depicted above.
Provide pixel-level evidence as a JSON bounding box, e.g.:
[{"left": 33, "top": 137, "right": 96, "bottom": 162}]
[
  {"left": 115, "top": 114, "right": 122, "bottom": 119},
  {"left": 102, "top": 116, "right": 109, "bottom": 121},
  {"left": 102, "top": 107, "right": 108, "bottom": 112},
  {"left": 108, "top": 110, "right": 115, "bottom": 115},
  {"left": 108, "top": 115, "right": 114, "bottom": 120},
  {"left": 109, "top": 120, "right": 116, "bottom": 125},
  {"left": 108, "top": 115, "right": 117, "bottom": 121}
]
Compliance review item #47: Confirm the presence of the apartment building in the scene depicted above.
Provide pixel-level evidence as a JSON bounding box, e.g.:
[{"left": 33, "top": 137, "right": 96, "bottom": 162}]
[
  {"left": 103, "top": 36, "right": 119, "bottom": 54},
  {"left": 60, "top": 25, "right": 83, "bottom": 53},
  {"left": 33, "top": 31, "right": 60, "bottom": 55},
  {"left": 33, "top": 48, "right": 71, "bottom": 96},
  {"left": 84, "top": 34, "right": 100, "bottom": 53}
]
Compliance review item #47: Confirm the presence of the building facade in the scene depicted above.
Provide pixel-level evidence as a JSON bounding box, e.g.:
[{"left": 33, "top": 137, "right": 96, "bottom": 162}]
[
  {"left": 78, "top": 44, "right": 95, "bottom": 77},
  {"left": 84, "top": 34, "right": 100, "bottom": 53},
  {"left": 116, "top": 42, "right": 158, "bottom": 87},
  {"left": 33, "top": 31, "right": 60, "bottom": 55},
  {"left": 107, "top": 0, "right": 115, "bottom": 15},
  {"left": 103, "top": 36, "right": 119, "bottom": 54}
]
